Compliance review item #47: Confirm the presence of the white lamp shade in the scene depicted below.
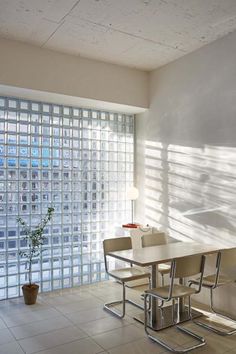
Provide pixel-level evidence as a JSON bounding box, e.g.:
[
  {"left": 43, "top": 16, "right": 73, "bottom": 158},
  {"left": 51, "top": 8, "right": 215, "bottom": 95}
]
[{"left": 127, "top": 186, "right": 139, "bottom": 200}]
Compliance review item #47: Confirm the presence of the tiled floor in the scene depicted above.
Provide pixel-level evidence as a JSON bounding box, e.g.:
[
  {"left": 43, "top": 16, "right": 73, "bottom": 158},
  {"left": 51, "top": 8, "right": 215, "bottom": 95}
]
[{"left": 0, "top": 281, "right": 236, "bottom": 353}]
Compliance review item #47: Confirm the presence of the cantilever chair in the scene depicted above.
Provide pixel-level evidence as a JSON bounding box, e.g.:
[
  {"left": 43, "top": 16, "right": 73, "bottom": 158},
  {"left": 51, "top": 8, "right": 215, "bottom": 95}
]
[
  {"left": 141, "top": 233, "right": 171, "bottom": 285},
  {"left": 144, "top": 254, "right": 206, "bottom": 353},
  {"left": 103, "top": 237, "right": 151, "bottom": 318},
  {"left": 189, "top": 248, "right": 236, "bottom": 336}
]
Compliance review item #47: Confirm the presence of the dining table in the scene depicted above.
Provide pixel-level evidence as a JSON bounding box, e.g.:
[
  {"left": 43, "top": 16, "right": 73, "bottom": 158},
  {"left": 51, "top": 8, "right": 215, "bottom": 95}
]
[{"left": 108, "top": 241, "right": 223, "bottom": 331}]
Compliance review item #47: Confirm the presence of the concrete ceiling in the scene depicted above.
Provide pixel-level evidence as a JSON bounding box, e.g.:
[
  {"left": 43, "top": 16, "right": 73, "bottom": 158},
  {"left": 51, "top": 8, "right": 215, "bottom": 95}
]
[{"left": 1, "top": 0, "right": 236, "bottom": 71}]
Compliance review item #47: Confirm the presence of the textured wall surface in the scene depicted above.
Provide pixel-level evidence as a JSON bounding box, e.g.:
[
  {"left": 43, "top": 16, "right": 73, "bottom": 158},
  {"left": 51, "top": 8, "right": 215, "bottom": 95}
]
[{"left": 136, "top": 29, "right": 236, "bottom": 312}]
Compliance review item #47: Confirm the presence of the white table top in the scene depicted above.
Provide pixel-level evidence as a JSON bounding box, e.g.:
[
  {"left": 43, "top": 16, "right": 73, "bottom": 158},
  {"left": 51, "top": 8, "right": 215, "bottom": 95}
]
[{"left": 108, "top": 241, "right": 222, "bottom": 267}]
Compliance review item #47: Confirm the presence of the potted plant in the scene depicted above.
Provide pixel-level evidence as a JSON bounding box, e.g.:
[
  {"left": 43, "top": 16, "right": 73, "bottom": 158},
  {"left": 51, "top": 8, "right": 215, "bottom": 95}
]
[{"left": 17, "top": 207, "right": 54, "bottom": 305}]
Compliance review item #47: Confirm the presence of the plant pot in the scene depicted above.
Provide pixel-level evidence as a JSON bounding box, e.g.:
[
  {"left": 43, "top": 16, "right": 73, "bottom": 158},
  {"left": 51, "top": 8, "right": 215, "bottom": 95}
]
[{"left": 22, "top": 284, "right": 39, "bottom": 305}]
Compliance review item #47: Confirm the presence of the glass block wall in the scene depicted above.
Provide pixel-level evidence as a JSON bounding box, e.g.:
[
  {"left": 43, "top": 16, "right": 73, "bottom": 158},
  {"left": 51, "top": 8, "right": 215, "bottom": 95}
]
[{"left": 0, "top": 96, "right": 134, "bottom": 299}]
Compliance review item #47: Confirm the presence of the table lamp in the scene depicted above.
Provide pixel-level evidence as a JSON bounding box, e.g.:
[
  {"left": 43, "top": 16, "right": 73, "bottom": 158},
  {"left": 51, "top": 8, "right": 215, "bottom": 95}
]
[{"left": 127, "top": 186, "right": 139, "bottom": 226}]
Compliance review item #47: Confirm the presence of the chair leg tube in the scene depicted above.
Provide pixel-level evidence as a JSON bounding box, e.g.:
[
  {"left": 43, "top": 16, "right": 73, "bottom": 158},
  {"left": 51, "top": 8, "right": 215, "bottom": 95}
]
[
  {"left": 104, "top": 282, "right": 126, "bottom": 318},
  {"left": 144, "top": 294, "right": 206, "bottom": 353},
  {"left": 104, "top": 282, "right": 146, "bottom": 318}
]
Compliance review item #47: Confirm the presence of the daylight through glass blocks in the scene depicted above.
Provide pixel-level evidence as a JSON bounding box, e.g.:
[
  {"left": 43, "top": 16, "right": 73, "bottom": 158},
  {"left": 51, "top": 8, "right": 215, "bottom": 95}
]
[{"left": 0, "top": 96, "right": 134, "bottom": 299}]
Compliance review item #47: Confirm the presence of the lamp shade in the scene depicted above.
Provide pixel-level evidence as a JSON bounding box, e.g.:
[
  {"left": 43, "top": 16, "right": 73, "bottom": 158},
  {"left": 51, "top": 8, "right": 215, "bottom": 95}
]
[{"left": 127, "top": 186, "right": 139, "bottom": 200}]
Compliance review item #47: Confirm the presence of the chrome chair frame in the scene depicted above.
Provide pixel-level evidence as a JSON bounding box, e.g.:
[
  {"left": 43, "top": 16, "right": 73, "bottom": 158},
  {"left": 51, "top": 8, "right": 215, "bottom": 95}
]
[
  {"left": 103, "top": 237, "right": 151, "bottom": 318},
  {"left": 189, "top": 250, "right": 236, "bottom": 336},
  {"left": 144, "top": 255, "right": 206, "bottom": 353}
]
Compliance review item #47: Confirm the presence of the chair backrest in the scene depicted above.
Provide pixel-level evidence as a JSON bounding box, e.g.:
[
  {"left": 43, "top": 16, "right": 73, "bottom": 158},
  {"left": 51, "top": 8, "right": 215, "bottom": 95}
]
[
  {"left": 141, "top": 232, "right": 167, "bottom": 248},
  {"left": 219, "top": 247, "right": 236, "bottom": 270},
  {"left": 174, "top": 254, "right": 205, "bottom": 279},
  {"left": 167, "top": 254, "right": 205, "bottom": 300},
  {"left": 103, "top": 237, "right": 132, "bottom": 255},
  {"left": 103, "top": 237, "right": 132, "bottom": 272}
]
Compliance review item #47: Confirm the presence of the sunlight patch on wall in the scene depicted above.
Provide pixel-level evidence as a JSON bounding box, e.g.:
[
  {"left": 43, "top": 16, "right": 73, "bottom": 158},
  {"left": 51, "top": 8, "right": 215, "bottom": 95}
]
[{"left": 144, "top": 141, "right": 236, "bottom": 246}]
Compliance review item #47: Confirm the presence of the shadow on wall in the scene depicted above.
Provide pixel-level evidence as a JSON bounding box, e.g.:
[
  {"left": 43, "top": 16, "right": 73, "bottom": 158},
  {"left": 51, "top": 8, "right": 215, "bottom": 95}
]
[{"left": 144, "top": 140, "right": 236, "bottom": 247}]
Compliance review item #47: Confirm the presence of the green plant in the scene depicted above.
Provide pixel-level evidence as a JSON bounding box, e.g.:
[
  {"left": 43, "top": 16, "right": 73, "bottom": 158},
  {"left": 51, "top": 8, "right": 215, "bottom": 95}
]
[{"left": 17, "top": 207, "right": 54, "bottom": 286}]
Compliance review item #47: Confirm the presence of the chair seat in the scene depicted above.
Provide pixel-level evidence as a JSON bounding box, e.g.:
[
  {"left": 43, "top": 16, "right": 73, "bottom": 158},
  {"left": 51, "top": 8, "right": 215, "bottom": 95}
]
[
  {"left": 146, "top": 284, "right": 197, "bottom": 299},
  {"left": 190, "top": 274, "right": 235, "bottom": 288},
  {"left": 108, "top": 267, "right": 150, "bottom": 282},
  {"left": 158, "top": 263, "right": 171, "bottom": 275}
]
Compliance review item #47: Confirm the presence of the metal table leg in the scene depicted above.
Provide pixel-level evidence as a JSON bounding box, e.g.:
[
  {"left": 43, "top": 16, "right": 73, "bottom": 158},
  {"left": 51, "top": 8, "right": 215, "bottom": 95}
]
[
  {"left": 178, "top": 277, "right": 185, "bottom": 318},
  {"left": 151, "top": 264, "right": 157, "bottom": 326}
]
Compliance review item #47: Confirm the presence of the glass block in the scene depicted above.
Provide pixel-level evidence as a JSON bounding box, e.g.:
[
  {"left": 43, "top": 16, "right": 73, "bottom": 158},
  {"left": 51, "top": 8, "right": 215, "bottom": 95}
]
[
  {"left": 42, "top": 104, "right": 50, "bottom": 113},
  {"left": 42, "top": 126, "right": 50, "bottom": 135},
  {"left": 31, "top": 113, "right": 40, "bottom": 123},
  {"left": 42, "top": 281, "right": 51, "bottom": 291},
  {"left": 32, "top": 102, "right": 40, "bottom": 111},
  {"left": 53, "top": 280, "right": 62, "bottom": 289},
  {"left": 42, "top": 170, "right": 50, "bottom": 179},
  {"left": 42, "top": 136, "right": 50, "bottom": 146},
  {"left": 20, "top": 101, "right": 29, "bottom": 110},
  {"left": 19, "top": 147, "right": 28, "bottom": 157},
  {"left": 8, "top": 99, "right": 17, "bottom": 109},
  {"left": 64, "top": 118, "right": 70, "bottom": 126},
  {"left": 19, "top": 123, "right": 30, "bottom": 134},
  {"left": 0, "top": 98, "right": 5, "bottom": 107},
  {"left": 73, "top": 119, "right": 79, "bottom": 129},
  {"left": 63, "top": 107, "right": 70, "bottom": 115},
  {"left": 8, "top": 286, "right": 18, "bottom": 297},
  {"left": 73, "top": 108, "right": 79, "bottom": 117},
  {"left": 8, "top": 122, "right": 17, "bottom": 132},
  {"left": 42, "top": 160, "right": 50, "bottom": 168},
  {"left": 19, "top": 135, "right": 27, "bottom": 145},
  {"left": 19, "top": 159, "right": 28, "bottom": 167},
  {"left": 42, "top": 270, "right": 50, "bottom": 280},
  {"left": 52, "top": 104, "right": 60, "bottom": 114}
]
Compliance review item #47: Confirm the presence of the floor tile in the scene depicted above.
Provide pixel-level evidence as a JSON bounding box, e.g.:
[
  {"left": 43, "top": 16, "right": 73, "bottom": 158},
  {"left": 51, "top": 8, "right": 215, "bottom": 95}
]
[
  {"left": 2, "top": 307, "right": 61, "bottom": 327},
  {"left": 43, "top": 291, "right": 94, "bottom": 306},
  {"left": 34, "top": 337, "right": 104, "bottom": 354},
  {"left": 0, "top": 299, "right": 49, "bottom": 316},
  {"left": 92, "top": 324, "right": 145, "bottom": 350},
  {"left": 10, "top": 315, "right": 72, "bottom": 339},
  {"left": 225, "top": 348, "right": 236, "bottom": 354},
  {"left": 0, "top": 318, "right": 7, "bottom": 329},
  {"left": 107, "top": 337, "right": 168, "bottom": 354},
  {"left": 65, "top": 307, "right": 110, "bottom": 325},
  {"left": 80, "top": 316, "right": 129, "bottom": 336},
  {"left": 55, "top": 297, "right": 103, "bottom": 315},
  {"left": 0, "top": 341, "right": 25, "bottom": 354},
  {"left": 19, "top": 325, "right": 87, "bottom": 354},
  {"left": 182, "top": 332, "right": 236, "bottom": 353},
  {"left": 0, "top": 327, "right": 15, "bottom": 345}
]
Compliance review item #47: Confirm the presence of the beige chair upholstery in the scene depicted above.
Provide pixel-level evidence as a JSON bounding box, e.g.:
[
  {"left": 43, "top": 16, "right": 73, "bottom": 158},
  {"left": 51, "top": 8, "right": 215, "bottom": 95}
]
[
  {"left": 189, "top": 248, "right": 236, "bottom": 336},
  {"left": 144, "top": 254, "right": 206, "bottom": 353},
  {"left": 141, "top": 232, "right": 167, "bottom": 247},
  {"left": 141, "top": 233, "right": 171, "bottom": 284},
  {"left": 103, "top": 237, "right": 150, "bottom": 318}
]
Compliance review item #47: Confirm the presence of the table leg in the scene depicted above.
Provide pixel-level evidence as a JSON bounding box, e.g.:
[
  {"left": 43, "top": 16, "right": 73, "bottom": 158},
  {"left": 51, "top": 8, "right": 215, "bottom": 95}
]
[
  {"left": 179, "top": 278, "right": 185, "bottom": 315},
  {"left": 151, "top": 264, "right": 157, "bottom": 326}
]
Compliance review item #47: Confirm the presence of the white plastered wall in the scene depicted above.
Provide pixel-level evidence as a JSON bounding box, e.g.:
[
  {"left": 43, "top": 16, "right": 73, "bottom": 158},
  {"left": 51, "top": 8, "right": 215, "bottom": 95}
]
[{"left": 136, "top": 29, "right": 236, "bottom": 314}]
